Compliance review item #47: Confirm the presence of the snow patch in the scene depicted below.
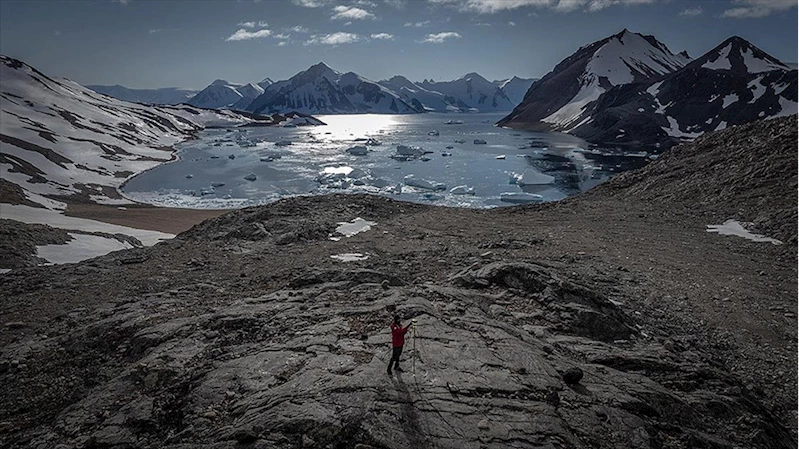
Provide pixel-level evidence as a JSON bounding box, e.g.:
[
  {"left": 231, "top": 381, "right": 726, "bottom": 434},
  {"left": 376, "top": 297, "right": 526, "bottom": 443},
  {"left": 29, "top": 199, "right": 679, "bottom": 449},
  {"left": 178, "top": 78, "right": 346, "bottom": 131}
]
[
  {"left": 747, "top": 77, "right": 766, "bottom": 103},
  {"left": 330, "top": 253, "right": 369, "bottom": 262},
  {"left": 335, "top": 217, "right": 376, "bottom": 237},
  {"left": 772, "top": 97, "right": 798, "bottom": 118},
  {"left": 662, "top": 116, "right": 703, "bottom": 138},
  {"left": 721, "top": 94, "right": 738, "bottom": 108},
  {"left": 706, "top": 220, "right": 782, "bottom": 245},
  {"left": 702, "top": 44, "right": 732, "bottom": 70},
  {"left": 2, "top": 204, "right": 173, "bottom": 246},
  {"left": 37, "top": 233, "right": 135, "bottom": 264},
  {"left": 741, "top": 48, "right": 787, "bottom": 73}
]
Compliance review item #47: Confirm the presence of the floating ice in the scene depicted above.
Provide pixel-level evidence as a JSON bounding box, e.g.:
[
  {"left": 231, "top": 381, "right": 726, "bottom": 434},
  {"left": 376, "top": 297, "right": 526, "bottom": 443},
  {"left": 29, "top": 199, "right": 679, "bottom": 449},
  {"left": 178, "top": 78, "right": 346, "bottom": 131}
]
[
  {"left": 496, "top": 155, "right": 506, "bottom": 159},
  {"left": 335, "top": 217, "right": 377, "bottom": 237},
  {"left": 404, "top": 174, "right": 446, "bottom": 191},
  {"left": 346, "top": 145, "right": 368, "bottom": 156},
  {"left": 450, "top": 185, "right": 475, "bottom": 195},
  {"left": 706, "top": 220, "right": 782, "bottom": 245},
  {"left": 513, "top": 170, "right": 555, "bottom": 186},
  {"left": 474, "top": 139, "right": 487, "bottom": 144},
  {"left": 500, "top": 192, "right": 544, "bottom": 204},
  {"left": 243, "top": 173, "right": 257, "bottom": 181},
  {"left": 275, "top": 140, "right": 292, "bottom": 146},
  {"left": 330, "top": 253, "right": 369, "bottom": 262},
  {"left": 396, "top": 145, "right": 425, "bottom": 157}
]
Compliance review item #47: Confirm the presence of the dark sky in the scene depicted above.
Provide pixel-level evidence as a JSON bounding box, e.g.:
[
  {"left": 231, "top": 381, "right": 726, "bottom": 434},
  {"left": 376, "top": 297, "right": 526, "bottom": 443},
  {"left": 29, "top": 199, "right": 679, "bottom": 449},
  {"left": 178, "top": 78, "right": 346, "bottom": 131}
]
[{"left": 1, "top": 0, "right": 796, "bottom": 89}]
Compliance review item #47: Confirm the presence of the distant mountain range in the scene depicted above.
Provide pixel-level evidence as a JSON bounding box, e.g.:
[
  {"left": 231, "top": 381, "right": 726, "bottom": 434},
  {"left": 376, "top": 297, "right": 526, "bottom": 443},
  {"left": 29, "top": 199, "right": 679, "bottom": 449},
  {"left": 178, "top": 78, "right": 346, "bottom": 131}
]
[
  {"left": 89, "top": 68, "right": 536, "bottom": 114},
  {"left": 499, "top": 30, "right": 797, "bottom": 147}
]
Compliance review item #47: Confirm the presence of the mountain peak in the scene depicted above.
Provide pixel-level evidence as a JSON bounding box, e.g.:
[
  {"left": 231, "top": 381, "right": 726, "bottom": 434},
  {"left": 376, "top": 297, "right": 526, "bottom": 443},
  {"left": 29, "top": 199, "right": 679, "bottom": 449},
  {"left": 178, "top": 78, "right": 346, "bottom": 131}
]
[
  {"left": 694, "top": 35, "right": 789, "bottom": 74},
  {"left": 211, "top": 79, "right": 230, "bottom": 86}
]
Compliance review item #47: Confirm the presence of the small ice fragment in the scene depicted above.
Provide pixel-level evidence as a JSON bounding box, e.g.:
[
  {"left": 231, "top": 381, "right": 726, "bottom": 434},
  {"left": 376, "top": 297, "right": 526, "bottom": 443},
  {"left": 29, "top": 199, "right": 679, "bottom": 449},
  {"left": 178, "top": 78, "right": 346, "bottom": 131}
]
[
  {"left": 496, "top": 155, "right": 505, "bottom": 160},
  {"left": 243, "top": 173, "right": 257, "bottom": 181},
  {"left": 474, "top": 139, "right": 487, "bottom": 144},
  {"left": 186, "top": 174, "right": 194, "bottom": 179},
  {"left": 346, "top": 145, "right": 368, "bottom": 156},
  {"left": 450, "top": 185, "right": 475, "bottom": 195}
]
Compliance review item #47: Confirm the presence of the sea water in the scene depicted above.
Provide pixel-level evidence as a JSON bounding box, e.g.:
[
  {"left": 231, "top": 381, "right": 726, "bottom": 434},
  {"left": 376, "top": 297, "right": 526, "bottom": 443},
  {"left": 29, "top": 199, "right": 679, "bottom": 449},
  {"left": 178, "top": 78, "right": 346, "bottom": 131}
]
[{"left": 122, "top": 113, "right": 656, "bottom": 209}]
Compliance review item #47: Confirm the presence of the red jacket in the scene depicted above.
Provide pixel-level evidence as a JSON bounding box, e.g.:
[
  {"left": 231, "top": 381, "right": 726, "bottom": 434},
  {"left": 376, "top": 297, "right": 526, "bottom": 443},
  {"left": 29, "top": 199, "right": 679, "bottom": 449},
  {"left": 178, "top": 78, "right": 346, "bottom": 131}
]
[{"left": 391, "top": 322, "right": 411, "bottom": 348}]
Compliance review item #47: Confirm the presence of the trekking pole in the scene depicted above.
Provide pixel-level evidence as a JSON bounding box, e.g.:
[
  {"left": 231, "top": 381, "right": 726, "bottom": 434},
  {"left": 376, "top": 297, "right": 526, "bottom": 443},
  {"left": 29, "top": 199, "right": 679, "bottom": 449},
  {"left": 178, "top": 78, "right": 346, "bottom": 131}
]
[{"left": 412, "top": 319, "right": 417, "bottom": 377}]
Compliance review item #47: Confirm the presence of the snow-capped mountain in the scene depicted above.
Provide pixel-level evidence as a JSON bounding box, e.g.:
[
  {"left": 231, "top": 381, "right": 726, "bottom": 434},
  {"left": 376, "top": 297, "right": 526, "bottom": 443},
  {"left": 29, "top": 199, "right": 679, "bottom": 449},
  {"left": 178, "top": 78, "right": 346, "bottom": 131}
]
[
  {"left": 186, "top": 79, "right": 246, "bottom": 109},
  {"left": 418, "top": 73, "right": 516, "bottom": 112},
  {"left": 246, "top": 62, "right": 421, "bottom": 115},
  {"left": 498, "top": 29, "right": 691, "bottom": 130},
  {"left": 377, "top": 75, "right": 465, "bottom": 112},
  {"left": 257, "top": 78, "right": 274, "bottom": 90},
  {"left": 494, "top": 76, "right": 537, "bottom": 107},
  {"left": 85, "top": 85, "right": 199, "bottom": 105},
  {"left": 553, "top": 36, "right": 797, "bottom": 147},
  {"left": 0, "top": 56, "right": 301, "bottom": 208},
  {"left": 230, "top": 83, "right": 265, "bottom": 110}
]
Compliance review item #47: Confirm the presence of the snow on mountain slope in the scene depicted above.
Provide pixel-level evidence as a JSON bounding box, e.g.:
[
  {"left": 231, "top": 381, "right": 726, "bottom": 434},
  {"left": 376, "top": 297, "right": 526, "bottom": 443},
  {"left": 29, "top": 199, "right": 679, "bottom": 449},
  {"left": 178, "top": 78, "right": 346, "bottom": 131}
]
[
  {"left": 498, "top": 29, "right": 690, "bottom": 131},
  {"left": 186, "top": 79, "right": 245, "bottom": 109},
  {"left": 377, "top": 76, "right": 462, "bottom": 112},
  {"left": 0, "top": 55, "right": 205, "bottom": 208},
  {"left": 418, "top": 73, "right": 516, "bottom": 112},
  {"left": 230, "top": 83, "right": 266, "bottom": 110},
  {"left": 86, "top": 85, "right": 199, "bottom": 105},
  {"left": 496, "top": 76, "right": 537, "bottom": 107},
  {"left": 567, "top": 37, "right": 797, "bottom": 147},
  {"left": 247, "top": 62, "right": 421, "bottom": 115},
  {"left": 695, "top": 36, "right": 789, "bottom": 75}
]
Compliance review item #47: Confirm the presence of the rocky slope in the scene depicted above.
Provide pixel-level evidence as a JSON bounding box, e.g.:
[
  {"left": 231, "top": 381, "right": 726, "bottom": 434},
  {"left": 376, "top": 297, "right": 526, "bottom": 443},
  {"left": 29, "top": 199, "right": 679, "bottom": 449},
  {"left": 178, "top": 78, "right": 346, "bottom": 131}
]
[
  {"left": 246, "top": 63, "right": 421, "bottom": 115},
  {"left": 0, "top": 117, "right": 795, "bottom": 448}
]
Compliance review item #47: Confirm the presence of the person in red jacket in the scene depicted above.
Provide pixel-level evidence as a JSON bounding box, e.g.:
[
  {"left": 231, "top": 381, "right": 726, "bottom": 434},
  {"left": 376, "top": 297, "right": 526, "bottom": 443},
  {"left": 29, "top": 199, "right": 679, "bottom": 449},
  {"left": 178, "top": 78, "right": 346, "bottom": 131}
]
[{"left": 387, "top": 314, "right": 411, "bottom": 374}]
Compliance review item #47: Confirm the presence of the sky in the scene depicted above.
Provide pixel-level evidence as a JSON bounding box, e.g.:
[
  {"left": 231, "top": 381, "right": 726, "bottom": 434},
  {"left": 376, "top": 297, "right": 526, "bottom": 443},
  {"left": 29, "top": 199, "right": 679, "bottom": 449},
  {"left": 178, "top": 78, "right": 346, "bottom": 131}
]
[{"left": 0, "top": 0, "right": 796, "bottom": 89}]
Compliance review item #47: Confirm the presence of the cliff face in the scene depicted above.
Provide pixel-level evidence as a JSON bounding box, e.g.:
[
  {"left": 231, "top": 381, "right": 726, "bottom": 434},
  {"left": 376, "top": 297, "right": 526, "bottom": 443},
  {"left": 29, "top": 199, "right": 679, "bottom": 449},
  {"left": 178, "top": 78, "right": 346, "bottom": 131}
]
[{"left": 1, "top": 119, "right": 796, "bottom": 448}]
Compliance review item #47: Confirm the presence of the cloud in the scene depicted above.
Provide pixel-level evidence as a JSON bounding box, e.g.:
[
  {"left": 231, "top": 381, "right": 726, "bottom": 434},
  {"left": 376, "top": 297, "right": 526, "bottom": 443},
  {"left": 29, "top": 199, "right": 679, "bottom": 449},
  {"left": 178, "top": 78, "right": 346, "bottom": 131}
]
[
  {"left": 384, "top": 0, "right": 406, "bottom": 8},
  {"left": 111, "top": 0, "right": 130, "bottom": 5},
  {"left": 508, "top": 20, "right": 516, "bottom": 26},
  {"left": 277, "top": 41, "right": 288, "bottom": 46},
  {"left": 305, "top": 32, "right": 361, "bottom": 45},
  {"left": 679, "top": 6, "right": 702, "bottom": 16},
  {"left": 722, "top": 0, "right": 796, "bottom": 18},
  {"left": 290, "top": 25, "right": 310, "bottom": 33},
  {"left": 274, "top": 33, "right": 290, "bottom": 39},
  {"left": 404, "top": 20, "right": 431, "bottom": 27},
  {"left": 238, "top": 20, "right": 269, "bottom": 28},
  {"left": 429, "top": 0, "right": 654, "bottom": 13},
  {"left": 149, "top": 29, "right": 161, "bottom": 34},
  {"left": 331, "top": 5, "right": 376, "bottom": 20},
  {"left": 292, "top": 0, "right": 328, "bottom": 7},
  {"left": 226, "top": 28, "right": 272, "bottom": 41},
  {"left": 421, "top": 31, "right": 462, "bottom": 43},
  {"left": 371, "top": 32, "right": 395, "bottom": 39},
  {"left": 53, "top": 30, "right": 62, "bottom": 36},
  {"left": 354, "top": 0, "right": 377, "bottom": 6}
]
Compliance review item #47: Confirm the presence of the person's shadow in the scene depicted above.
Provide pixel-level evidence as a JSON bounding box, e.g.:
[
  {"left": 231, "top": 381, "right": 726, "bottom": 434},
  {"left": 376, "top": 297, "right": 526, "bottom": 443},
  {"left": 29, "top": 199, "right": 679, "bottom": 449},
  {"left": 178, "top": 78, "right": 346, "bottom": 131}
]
[{"left": 390, "top": 371, "right": 428, "bottom": 448}]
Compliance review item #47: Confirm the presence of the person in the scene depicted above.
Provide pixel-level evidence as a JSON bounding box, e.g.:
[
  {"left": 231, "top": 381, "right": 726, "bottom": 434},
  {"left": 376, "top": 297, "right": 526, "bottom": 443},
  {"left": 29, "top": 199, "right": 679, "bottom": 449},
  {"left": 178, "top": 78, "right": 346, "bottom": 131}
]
[{"left": 387, "top": 315, "right": 411, "bottom": 374}]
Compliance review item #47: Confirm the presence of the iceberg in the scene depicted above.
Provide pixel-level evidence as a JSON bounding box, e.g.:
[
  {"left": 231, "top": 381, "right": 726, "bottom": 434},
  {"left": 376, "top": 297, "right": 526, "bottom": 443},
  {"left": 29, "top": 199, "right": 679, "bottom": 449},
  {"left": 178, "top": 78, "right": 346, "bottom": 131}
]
[
  {"left": 275, "top": 140, "right": 292, "bottom": 146},
  {"left": 365, "top": 138, "right": 382, "bottom": 146},
  {"left": 404, "top": 174, "right": 446, "bottom": 191},
  {"left": 500, "top": 192, "right": 544, "bottom": 204},
  {"left": 428, "top": 130, "right": 440, "bottom": 136},
  {"left": 450, "top": 185, "right": 475, "bottom": 195},
  {"left": 346, "top": 145, "right": 368, "bottom": 156},
  {"left": 243, "top": 173, "right": 257, "bottom": 181},
  {"left": 514, "top": 170, "right": 555, "bottom": 186},
  {"left": 396, "top": 145, "right": 424, "bottom": 157},
  {"left": 474, "top": 139, "right": 487, "bottom": 144}
]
